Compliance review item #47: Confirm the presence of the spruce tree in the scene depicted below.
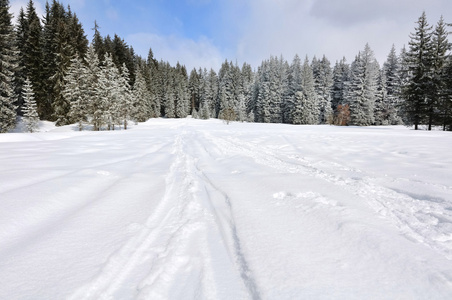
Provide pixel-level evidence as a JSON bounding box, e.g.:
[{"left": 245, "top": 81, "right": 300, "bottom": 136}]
[
  {"left": 331, "top": 58, "right": 350, "bottom": 111},
  {"left": 402, "top": 12, "right": 434, "bottom": 130},
  {"left": 25, "top": 0, "right": 44, "bottom": 118},
  {"left": 430, "top": 16, "right": 450, "bottom": 130},
  {"left": 383, "top": 45, "right": 403, "bottom": 124},
  {"left": 283, "top": 54, "right": 302, "bottom": 124},
  {"left": 0, "top": 0, "right": 18, "bottom": 133},
  {"left": 301, "top": 56, "right": 319, "bottom": 124},
  {"left": 313, "top": 55, "right": 333, "bottom": 124},
  {"left": 21, "top": 77, "right": 39, "bottom": 132},
  {"left": 132, "top": 69, "right": 151, "bottom": 122},
  {"left": 348, "top": 44, "right": 379, "bottom": 126},
  {"left": 64, "top": 55, "right": 88, "bottom": 130},
  {"left": 118, "top": 63, "right": 133, "bottom": 129}
]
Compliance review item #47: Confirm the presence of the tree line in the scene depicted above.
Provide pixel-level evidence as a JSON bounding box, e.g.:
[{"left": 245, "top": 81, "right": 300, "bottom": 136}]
[{"left": 1, "top": 0, "right": 451, "bottom": 132}]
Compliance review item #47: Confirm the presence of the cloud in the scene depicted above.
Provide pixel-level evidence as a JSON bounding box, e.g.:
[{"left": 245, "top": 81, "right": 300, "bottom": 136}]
[
  {"left": 127, "top": 33, "right": 224, "bottom": 71},
  {"left": 225, "top": 0, "right": 452, "bottom": 67}
]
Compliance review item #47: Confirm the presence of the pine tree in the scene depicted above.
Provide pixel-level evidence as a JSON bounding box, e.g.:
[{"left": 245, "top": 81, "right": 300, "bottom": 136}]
[
  {"left": 14, "top": 8, "right": 27, "bottom": 114},
  {"left": 402, "top": 12, "right": 434, "bottom": 130},
  {"left": 283, "top": 54, "right": 302, "bottom": 124},
  {"left": 348, "top": 44, "right": 379, "bottom": 126},
  {"left": 84, "top": 45, "right": 104, "bottom": 131},
  {"left": 188, "top": 68, "right": 200, "bottom": 112},
  {"left": 301, "top": 56, "right": 319, "bottom": 124},
  {"left": 430, "top": 16, "right": 450, "bottom": 130},
  {"left": 24, "top": 0, "right": 44, "bottom": 117},
  {"left": 99, "top": 53, "right": 121, "bottom": 129},
  {"left": 174, "top": 64, "right": 189, "bottom": 118},
  {"left": 313, "top": 55, "right": 333, "bottom": 124},
  {"left": 332, "top": 58, "right": 350, "bottom": 111},
  {"left": 64, "top": 55, "right": 87, "bottom": 130},
  {"left": 132, "top": 69, "right": 152, "bottom": 122},
  {"left": 0, "top": 0, "right": 18, "bottom": 133},
  {"left": 383, "top": 45, "right": 403, "bottom": 124},
  {"left": 116, "top": 63, "right": 133, "bottom": 129},
  {"left": 21, "top": 77, "right": 39, "bottom": 132}
]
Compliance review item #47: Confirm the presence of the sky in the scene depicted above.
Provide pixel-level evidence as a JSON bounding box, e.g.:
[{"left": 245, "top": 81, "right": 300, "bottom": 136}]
[{"left": 9, "top": 0, "right": 452, "bottom": 71}]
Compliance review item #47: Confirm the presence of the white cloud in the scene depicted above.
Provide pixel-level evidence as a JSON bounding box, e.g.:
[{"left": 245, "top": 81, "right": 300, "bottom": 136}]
[
  {"left": 226, "top": 0, "right": 452, "bottom": 67},
  {"left": 127, "top": 33, "right": 224, "bottom": 71}
]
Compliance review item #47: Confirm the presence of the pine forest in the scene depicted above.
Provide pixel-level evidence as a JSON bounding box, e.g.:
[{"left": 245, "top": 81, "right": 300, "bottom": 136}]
[{"left": 1, "top": 0, "right": 452, "bottom": 133}]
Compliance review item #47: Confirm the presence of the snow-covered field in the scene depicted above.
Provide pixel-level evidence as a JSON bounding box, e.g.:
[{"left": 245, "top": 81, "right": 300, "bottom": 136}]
[{"left": 1, "top": 118, "right": 452, "bottom": 299}]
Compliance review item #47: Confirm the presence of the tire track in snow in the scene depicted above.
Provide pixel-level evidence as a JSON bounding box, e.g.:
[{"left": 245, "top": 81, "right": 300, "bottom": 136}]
[{"left": 203, "top": 132, "right": 452, "bottom": 261}]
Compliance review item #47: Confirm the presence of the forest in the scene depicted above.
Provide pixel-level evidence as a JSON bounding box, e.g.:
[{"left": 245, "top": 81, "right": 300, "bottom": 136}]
[{"left": 1, "top": 0, "right": 451, "bottom": 133}]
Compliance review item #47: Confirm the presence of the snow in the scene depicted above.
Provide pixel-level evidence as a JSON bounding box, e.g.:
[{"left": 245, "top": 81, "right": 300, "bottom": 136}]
[{"left": 1, "top": 118, "right": 452, "bottom": 299}]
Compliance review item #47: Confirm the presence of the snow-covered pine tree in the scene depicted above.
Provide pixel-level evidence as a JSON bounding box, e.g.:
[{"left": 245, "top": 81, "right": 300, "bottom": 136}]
[
  {"left": 348, "top": 44, "right": 379, "bottom": 126},
  {"left": 14, "top": 8, "right": 27, "bottom": 113},
  {"left": 283, "top": 54, "right": 302, "bottom": 124},
  {"left": 0, "top": 0, "right": 18, "bottom": 133},
  {"left": 174, "top": 64, "right": 189, "bottom": 118},
  {"left": 23, "top": 0, "right": 44, "bottom": 117},
  {"left": 300, "top": 56, "right": 319, "bottom": 124},
  {"left": 64, "top": 55, "right": 88, "bottom": 130},
  {"left": 132, "top": 69, "right": 152, "bottom": 122},
  {"left": 188, "top": 68, "right": 200, "bottom": 113},
  {"left": 331, "top": 58, "right": 350, "bottom": 112},
  {"left": 118, "top": 63, "right": 133, "bottom": 129},
  {"left": 84, "top": 45, "right": 104, "bottom": 131},
  {"left": 313, "top": 55, "right": 333, "bottom": 124},
  {"left": 430, "top": 16, "right": 450, "bottom": 130},
  {"left": 383, "top": 45, "right": 403, "bottom": 124},
  {"left": 21, "top": 77, "right": 39, "bottom": 132},
  {"left": 218, "top": 61, "right": 235, "bottom": 120},
  {"left": 374, "top": 69, "right": 390, "bottom": 125},
  {"left": 402, "top": 12, "right": 434, "bottom": 130}
]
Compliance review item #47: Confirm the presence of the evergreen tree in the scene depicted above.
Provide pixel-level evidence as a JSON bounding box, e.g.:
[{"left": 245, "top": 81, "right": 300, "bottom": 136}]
[
  {"left": 383, "top": 44, "right": 403, "bottom": 124},
  {"left": 84, "top": 45, "right": 104, "bottom": 131},
  {"left": 300, "top": 56, "right": 319, "bottom": 124},
  {"left": 313, "top": 55, "right": 333, "bottom": 123},
  {"left": 0, "top": 0, "right": 18, "bottom": 132},
  {"left": 24, "top": 0, "right": 44, "bottom": 117},
  {"left": 430, "top": 16, "right": 450, "bottom": 130},
  {"left": 348, "top": 44, "right": 379, "bottom": 126},
  {"left": 64, "top": 55, "right": 88, "bottom": 130},
  {"left": 14, "top": 8, "right": 27, "bottom": 113},
  {"left": 332, "top": 58, "right": 350, "bottom": 111},
  {"left": 174, "top": 63, "right": 189, "bottom": 118},
  {"left": 118, "top": 63, "right": 133, "bottom": 129},
  {"left": 99, "top": 53, "right": 121, "bottom": 129},
  {"left": 188, "top": 68, "right": 200, "bottom": 112},
  {"left": 21, "top": 77, "right": 39, "bottom": 132},
  {"left": 402, "top": 12, "right": 434, "bottom": 130},
  {"left": 283, "top": 54, "right": 302, "bottom": 124},
  {"left": 132, "top": 69, "right": 152, "bottom": 122}
]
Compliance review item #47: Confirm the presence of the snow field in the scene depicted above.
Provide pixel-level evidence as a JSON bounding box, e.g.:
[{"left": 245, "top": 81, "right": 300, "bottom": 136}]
[{"left": 0, "top": 118, "right": 452, "bottom": 299}]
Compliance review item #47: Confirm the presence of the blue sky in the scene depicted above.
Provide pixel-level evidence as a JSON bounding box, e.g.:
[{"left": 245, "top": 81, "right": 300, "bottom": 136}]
[{"left": 10, "top": 0, "right": 452, "bottom": 71}]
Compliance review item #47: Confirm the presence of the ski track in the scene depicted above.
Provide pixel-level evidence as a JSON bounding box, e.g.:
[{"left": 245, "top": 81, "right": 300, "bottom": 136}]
[
  {"left": 69, "top": 128, "right": 259, "bottom": 300},
  {"left": 202, "top": 131, "right": 452, "bottom": 261},
  {"left": 0, "top": 141, "right": 173, "bottom": 257},
  {"left": 189, "top": 133, "right": 261, "bottom": 300}
]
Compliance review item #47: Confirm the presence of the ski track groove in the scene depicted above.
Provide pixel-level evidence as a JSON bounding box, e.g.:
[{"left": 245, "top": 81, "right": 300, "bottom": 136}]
[
  {"left": 69, "top": 129, "right": 260, "bottom": 300},
  {"left": 0, "top": 141, "right": 172, "bottom": 196},
  {"left": 203, "top": 132, "right": 452, "bottom": 261},
  {"left": 189, "top": 132, "right": 262, "bottom": 300}
]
